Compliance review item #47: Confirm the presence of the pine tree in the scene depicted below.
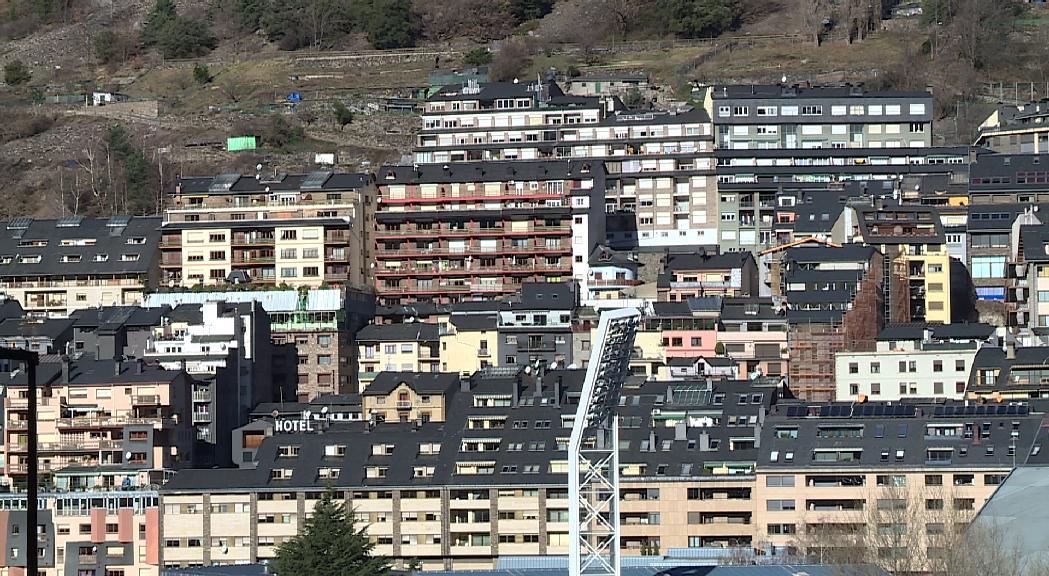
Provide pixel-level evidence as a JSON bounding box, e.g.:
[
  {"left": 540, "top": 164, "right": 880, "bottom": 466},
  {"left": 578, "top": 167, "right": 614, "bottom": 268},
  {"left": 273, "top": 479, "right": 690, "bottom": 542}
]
[{"left": 271, "top": 490, "right": 390, "bottom": 576}]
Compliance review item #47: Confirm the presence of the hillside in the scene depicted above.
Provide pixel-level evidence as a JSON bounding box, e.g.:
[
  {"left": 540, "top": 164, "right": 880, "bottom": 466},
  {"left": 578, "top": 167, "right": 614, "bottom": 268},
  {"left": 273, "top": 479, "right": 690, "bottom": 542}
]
[{"left": 0, "top": 0, "right": 1044, "bottom": 218}]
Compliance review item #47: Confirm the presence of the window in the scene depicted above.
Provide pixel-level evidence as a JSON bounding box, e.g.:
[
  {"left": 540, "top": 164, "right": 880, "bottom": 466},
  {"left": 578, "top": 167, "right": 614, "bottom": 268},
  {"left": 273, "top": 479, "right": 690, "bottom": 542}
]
[
  {"left": 848, "top": 362, "right": 858, "bottom": 374},
  {"left": 801, "top": 105, "right": 823, "bottom": 115},
  {"left": 933, "top": 360, "right": 942, "bottom": 372},
  {"left": 767, "top": 499, "right": 796, "bottom": 511},
  {"left": 280, "top": 267, "right": 297, "bottom": 278},
  {"left": 303, "top": 266, "right": 319, "bottom": 277},
  {"left": 870, "top": 362, "right": 880, "bottom": 374},
  {"left": 766, "top": 475, "right": 795, "bottom": 487},
  {"left": 971, "top": 256, "right": 1006, "bottom": 279}
]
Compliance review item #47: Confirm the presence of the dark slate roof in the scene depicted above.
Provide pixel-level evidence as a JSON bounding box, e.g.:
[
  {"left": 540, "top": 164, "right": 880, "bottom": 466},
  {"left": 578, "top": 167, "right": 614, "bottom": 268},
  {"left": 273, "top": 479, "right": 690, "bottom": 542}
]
[
  {"left": 163, "top": 218, "right": 348, "bottom": 231},
  {"left": 311, "top": 393, "right": 361, "bottom": 406},
  {"left": 761, "top": 400, "right": 1042, "bottom": 469},
  {"left": 0, "top": 216, "right": 160, "bottom": 278},
  {"left": 711, "top": 84, "right": 932, "bottom": 100},
  {"left": 589, "top": 245, "right": 639, "bottom": 268},
  {"left": 7, "top": 357, "right": 183, "bottom": 387},
  {"left": 664, "top": 252, "right": 753, "bottom": 272},
  {"left": 598, "top": 107, "right": 711, "bottom": 126},
  {"left": 162, "top": 374, "right": 782, "bottom": 492},
  {"left": 719, "top": 298, "right": 787, "bottom": 322},
  {"left": 512, "top": 282, "right": 577, "bottom": 310},
  {"left": 450, "top": 313, "right": 498, "bottom": 331},
  {"left": 174, "top": 172, "right": 371, "bottom": 196},
  {"left": 782, "top": 243, "right": 877, "bottom": 263},
  {"left": 362, "top": 372, "right": 460, "bottom": 396},
  {"left": 70, "top": 306, "right": 170, "bottom": 330},
  {"left": 970, "top": 153, "right": 1049, "bottom": 191},
  {"left": 427, "top": 80, "right": 565, "bottom": 102},
  {"left": 967, "top": 203, "right": 1044, "bottom": 232},
  {"left": 1020, "top": 225, "right": 1049, "bottom": 263},
  {"left": 377, "top": 160, "right": 603, "bottom": 185},
  {"left": 854, "top": 205, "right": 945, "bottom": 244},
  {"left": 356, "top": 322, "right": 440, "bottom": 341},
  {"left": 876, "top": 322, "right": 995, "bottom": 341},
  {"left": 0, "top": 317, "right": 74, "bottom": 339},
  {"left": 970, "top": 347, "right": 1049, "bottom": 392}
]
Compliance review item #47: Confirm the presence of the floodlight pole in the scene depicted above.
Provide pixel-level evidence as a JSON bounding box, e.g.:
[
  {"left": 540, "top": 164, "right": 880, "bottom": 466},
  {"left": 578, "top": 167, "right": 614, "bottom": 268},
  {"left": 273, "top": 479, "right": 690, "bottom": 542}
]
[
  {"left": 0, "top": 348, "right": 39, "bottom": 576},
  {"left": 568, "top": 309, "right": 640, "bottom": 576}
]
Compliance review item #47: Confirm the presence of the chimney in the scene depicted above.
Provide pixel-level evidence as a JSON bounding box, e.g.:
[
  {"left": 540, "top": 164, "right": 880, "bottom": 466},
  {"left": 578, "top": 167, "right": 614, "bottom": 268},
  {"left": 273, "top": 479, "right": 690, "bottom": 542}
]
[
  {"left": 460, "top": 375, "right": 471, "bottom": 393},
  {"left": 554, "top": 375, "right": 562, "bottom": 408},
  {"left": 1006, "top": 339, "right": 1016, "bottom": 360},
  {"left": 135, "top": 358, "right": 144, "bottom": 374},
  {"left": 874, "top": 197, "right": 884, "bottom": 211},
  {"left": 512, "top": 375, "right": 520, "bottom": 408},
  {"left": 648, "top": 430, "right": 656, "bottom": 452},
  {"left": 114, "top": 359, "right": 123, "bottom": 376},
  {"left": 674, "top": 421, "right": 686, "bottom": 441},
  {"left": 535, "top": 368, "right": 544, "bottom": 399},
  {"left": 699, "top": 431, "right": 710, "bottom": 451},
  {"left": 61, "top": 356, "right": 71, "bottom": 384}
]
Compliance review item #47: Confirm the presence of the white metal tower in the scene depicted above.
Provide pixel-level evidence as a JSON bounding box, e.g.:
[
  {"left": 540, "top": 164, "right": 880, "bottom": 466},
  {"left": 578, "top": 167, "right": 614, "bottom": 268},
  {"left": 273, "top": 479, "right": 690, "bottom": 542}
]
[{"left": 569, "top": 308, "right": 641, "bottom": 576}]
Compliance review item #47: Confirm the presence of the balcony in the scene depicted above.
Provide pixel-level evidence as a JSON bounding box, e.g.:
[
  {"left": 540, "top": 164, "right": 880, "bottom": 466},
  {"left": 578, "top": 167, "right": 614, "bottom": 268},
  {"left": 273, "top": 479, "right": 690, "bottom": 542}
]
[
  {"left": 477, "top": 348, "right": 491, "bottom": 357},
  {"left": 232, "top": 235, "right": 275, "bottom": 246},
  {"left": 192, "top": 390, "right": 212, "bottom": 402},
  {"left": 132, "top": 395, "right": 161, "bottom": 406},
  {"left": 192, "top": 411, "right": 212, "bottom": 423},
  {"left": 56, "top": 416, "right": 174, "bottom": 429},
  {"left": 374, "top": 225, "right": 568, "bottom": 239},
  {"left": 375, "top": 241, "right": 569, "bottom": 258},
  {"left": 10, "top": 439, "right": 123, "bottom": 453},
  {"left": 396, "top": 400, "right": 412, "bottom": 409},
  {"left": 587, "top": 278, "right": 643, "bottom": 287},
  {"left": 6, "top": 419, "right": 28, "bottom": 430},
  {"left": 518, "top": 341, "right": 556, "bottom": 352},
  {"left": 381, "top": 282, "right": 511, "bottom": 295}
]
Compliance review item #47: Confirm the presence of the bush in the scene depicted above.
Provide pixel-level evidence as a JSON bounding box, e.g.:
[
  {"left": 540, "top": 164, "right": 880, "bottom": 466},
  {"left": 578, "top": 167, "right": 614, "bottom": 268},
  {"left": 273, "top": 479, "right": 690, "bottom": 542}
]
[
  {"left": 3, "top": 60, "right": 31, "bottom": 86},
  {"left": 659, "top": 0, "right": 742, "bottom": 38},
  {"left": 332, "top": 101, "right": 353, "bottom": 130},
  {"left": 142, "top": 0, "right": 216, "bottom": 59},
  {"left": 193, "top": 63, "right": 212, "bottom": 85},
  {"left": 363, "top": 0, "right": 420, "bottom": 49},
  {"left": 510, "top": 0, "right": 554, "bottom": 24},
  {"left": 262, "top": 115, "right": 306, "bottom": 150},
  {"left": 463, "top": 47, "right": 492, "bottom": 67}
]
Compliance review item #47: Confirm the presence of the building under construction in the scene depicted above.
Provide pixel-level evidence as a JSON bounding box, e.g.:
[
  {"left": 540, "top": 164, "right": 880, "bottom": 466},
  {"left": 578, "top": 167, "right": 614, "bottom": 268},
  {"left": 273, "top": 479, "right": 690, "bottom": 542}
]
[{"left": 781, "top": 244, "right": 883, "bottom": 401}]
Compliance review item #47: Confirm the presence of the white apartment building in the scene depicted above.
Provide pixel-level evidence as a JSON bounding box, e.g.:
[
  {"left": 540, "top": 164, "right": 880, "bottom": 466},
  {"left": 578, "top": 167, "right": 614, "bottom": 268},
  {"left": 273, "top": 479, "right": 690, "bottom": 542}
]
[{"left": 834, "top": 324, "right": 993, "bottom": 401}]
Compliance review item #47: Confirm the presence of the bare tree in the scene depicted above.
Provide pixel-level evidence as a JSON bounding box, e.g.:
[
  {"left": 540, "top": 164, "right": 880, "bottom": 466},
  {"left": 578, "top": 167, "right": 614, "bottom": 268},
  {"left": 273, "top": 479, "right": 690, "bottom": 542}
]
[
  {"left": 800, "top": 0, "right": 829, "bottom": 46},
  {"left": 490, "top": 37, "right": 533, "bottom": 82}
]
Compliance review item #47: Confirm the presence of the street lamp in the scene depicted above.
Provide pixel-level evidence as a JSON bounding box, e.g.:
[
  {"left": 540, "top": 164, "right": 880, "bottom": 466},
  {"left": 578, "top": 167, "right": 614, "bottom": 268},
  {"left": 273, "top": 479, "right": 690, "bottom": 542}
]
[{"left": 0, "top": 348, "right": 39, "bottom": 576}]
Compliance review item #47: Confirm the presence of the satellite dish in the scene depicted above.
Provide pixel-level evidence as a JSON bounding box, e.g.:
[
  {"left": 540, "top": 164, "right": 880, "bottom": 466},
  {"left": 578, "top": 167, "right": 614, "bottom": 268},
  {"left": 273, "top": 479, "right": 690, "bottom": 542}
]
[
  {"left": 256, "top": 164, "right": 263, "bottom": 171},
  {"left": 124, "top": 451, "right": 132, "bottom": 460},
  {"left": 320, "top": 406, "right": 329, "bottom": 414},
  {"left": 549, "top": 361, "right": 558, "bottom": 370},
  {"left": 567, "top": 363, "right": 578, "bottom": 369},
  {"left": 524, "top": 366, "right": 532, "bottom": 374}
]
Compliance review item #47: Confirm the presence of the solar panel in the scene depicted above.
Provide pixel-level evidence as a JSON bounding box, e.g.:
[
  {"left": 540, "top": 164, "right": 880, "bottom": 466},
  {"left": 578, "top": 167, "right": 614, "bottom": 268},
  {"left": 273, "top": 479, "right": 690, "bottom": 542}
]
[
  {"left": 106, "top": 215, "right": 131, "bottom": 227},
  {"left": 7, "top": 217, "right": 32, "bottom": 230},
  {"left": 209, "top": 173, "right": 241, "bottom": 192},
  {"left": 301, "top": 171, "right": 332, "bottom": 190},
  {"left": 56, "top": 215, "right": 82, "bottom": 228}
]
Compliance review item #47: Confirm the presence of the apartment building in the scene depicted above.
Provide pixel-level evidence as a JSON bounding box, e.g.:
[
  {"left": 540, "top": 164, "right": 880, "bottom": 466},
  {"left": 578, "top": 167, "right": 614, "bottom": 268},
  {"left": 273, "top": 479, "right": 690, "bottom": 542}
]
[
  {"left": 967, "top": 203, "right": 1039, "bottom": 305},
  {"left": 782, "top": 244, "right": 884, "bottom": 401},
  {"left": 968, "top": 152, "right": 1049, "bottom": 204},
  {"left": 0, "top": 216, "right": 160, "bottom": 317},
  {"left": 657, "top": 252, "right": 758, "bottom": 302},
  {"left": 69, "top": 306, "right": 170, "bottom": 362},
  {"left": 373, "top": 161, "right": 604, "bottom": 305},
  {"left": 968, "top": 345, "right": 1049, "bottom": 399},
  {"left": 717, "top": 297, "right": 789, "bottom": 378},
  {"left": 2, "top": 357, "right": 195, "bottom": 489},
  {"left": 413, "top": 79, "right": 608, "bottom": 164},
  {"left": 584, "top": 245, "right": 644, "bottom": 304},
  {"left": 143, "top": 301, "right": 274, "bottom": 459},
  {"left": 159, "top": 373, "right": 779, "bottom": 570},
  {"left": 847, "top": 202, "right": 954, "bottom": 324},
  {"left": 0, "top": 316, "right": 73, "bottom": 355},
  {"left": 1008, "top": 224, "right": 1049, "bottom": 344},
  {"left": 145, "top": 288, "right": 370, "bottom": 400},
  {"left": 756, "top": 401, "right": 1038, "bottom": 570},
  {"left": 0, "top": 490, "right": 160, "bottom": 576},
  {"left": 834, "top": 323, "right": 992, "bottom": 401},
  {"left": 705, "top": 84, "right": 933, "bottom": 150},
  {"left": 162, "top": 171, "right": 372, "bottom": 288},
  {"left": 649, "top": 298, "right": 720, "bottom": 360},
  {"left": 585, "top": 108, "right": 718, "bottom": 248},
  {"left": 360, "top": 371, "right": 459, "bottom": 423},
  {"left": 356, "top": 323, "right": 441, "bottom": 389},
  {"left": 974, "top": 99, "right": 1049, "bottom": 153}
]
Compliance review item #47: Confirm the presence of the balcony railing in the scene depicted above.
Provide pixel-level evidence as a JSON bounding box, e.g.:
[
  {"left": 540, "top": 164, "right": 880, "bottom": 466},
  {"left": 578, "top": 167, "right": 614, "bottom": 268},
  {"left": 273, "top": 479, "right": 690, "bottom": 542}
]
[
  {"left": 192, "top": 390, "right": 212, "bottom": 402},
  {"left": 192, "top": 412, "right": 212, "bottom": 423},
  {"left": 375, "top": 225, "right": 568, "bottom": 238},
  {"left": 56, "top": 416, "right": 174, "bottom": 429},
  {"left": 132, "top": 395, "right": 161, "bottom": 406},
  {"left": 396, "top": 401, "right": 412, "bottom": 409}
]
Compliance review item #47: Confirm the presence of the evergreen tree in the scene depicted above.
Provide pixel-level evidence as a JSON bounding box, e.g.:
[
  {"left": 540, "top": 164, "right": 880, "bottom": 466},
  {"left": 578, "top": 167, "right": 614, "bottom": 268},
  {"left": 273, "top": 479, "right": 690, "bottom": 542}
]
[{"left": 271, "top": 490, "right": 390, "bottom": 576}]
